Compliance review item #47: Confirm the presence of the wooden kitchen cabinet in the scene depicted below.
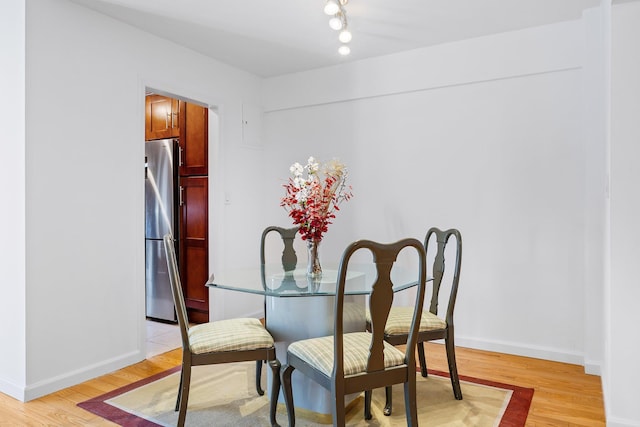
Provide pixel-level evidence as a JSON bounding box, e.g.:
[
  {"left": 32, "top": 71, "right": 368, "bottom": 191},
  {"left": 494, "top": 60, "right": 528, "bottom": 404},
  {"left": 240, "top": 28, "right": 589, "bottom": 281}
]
[
  {"left": 177, "top": 101, "right": 209, "bottom": 323},
  {"left": 179, "top": 176, "right": 209, "bottom": 323},
  {"left": 145, "top": 94, "right": 181, "bottom": 140},
  {"left": 178, "top": 102, "right": 208, "bottom": 176},
  {"left": 145, "top": 93, "right": 210, "bottom": 323}
]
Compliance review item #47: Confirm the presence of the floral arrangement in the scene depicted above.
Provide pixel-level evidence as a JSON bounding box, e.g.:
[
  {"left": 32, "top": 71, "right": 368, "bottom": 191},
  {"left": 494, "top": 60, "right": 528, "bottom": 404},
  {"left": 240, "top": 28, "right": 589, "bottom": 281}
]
[{"left": 280, "top": 156, "right": 352, "bottom": 242}]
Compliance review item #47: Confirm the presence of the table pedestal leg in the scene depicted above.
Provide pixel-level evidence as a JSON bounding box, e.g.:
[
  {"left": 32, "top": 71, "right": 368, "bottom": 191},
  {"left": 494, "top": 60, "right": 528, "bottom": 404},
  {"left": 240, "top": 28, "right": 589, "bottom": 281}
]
[{"left": 266, "top": 294, "right": 366, "bottom": 414}]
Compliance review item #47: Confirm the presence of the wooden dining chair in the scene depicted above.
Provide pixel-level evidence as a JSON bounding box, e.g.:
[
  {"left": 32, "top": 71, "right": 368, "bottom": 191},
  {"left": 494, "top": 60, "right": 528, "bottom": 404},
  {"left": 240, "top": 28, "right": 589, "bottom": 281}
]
[
  {"left": 365, "top": 227, "right": 463, "bottom": 417},
  {"left": 281, "top": 238, "right": 427, "bottom": 426},
  {"left": 162, "top": 234, "right": 282, "bottom": 427}
]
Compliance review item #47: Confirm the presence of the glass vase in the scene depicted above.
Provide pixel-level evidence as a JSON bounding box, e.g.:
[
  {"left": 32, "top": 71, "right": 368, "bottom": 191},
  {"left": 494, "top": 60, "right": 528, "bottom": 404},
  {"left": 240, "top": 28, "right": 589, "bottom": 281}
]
[{"left": 306, "top": 239, "right": 322, "bottom": 279}]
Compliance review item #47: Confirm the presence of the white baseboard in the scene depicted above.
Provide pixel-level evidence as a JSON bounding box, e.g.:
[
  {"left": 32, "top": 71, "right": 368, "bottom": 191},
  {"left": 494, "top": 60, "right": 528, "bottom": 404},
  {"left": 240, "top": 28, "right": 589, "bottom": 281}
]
[
  {"left": 0, "top": 378, "right": 26, "bottom": 402},
  {"left": 456, "top": 335, "right": 602, "bottom": 375},
  {"left": 605, "top": 417, "right": 640, "bottom": 427},
  {"left": 584, "top": 360, "right": 602, "bottom": 376},
  {"left": 22, "top": 349, "right": 144, "bottom": 402}
]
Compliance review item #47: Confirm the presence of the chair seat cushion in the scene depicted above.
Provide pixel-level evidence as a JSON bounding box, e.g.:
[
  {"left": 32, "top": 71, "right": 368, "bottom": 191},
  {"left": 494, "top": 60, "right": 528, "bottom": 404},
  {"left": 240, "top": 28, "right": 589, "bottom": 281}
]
[
  {"left": 188, "top": 318, "right": 274, "bottom": 354},
  {"left": 287, "top": 332, "right": 406, "bottom": 377},
  {"left": 367, "top": 307, "right": 447, "bottom": 336}
]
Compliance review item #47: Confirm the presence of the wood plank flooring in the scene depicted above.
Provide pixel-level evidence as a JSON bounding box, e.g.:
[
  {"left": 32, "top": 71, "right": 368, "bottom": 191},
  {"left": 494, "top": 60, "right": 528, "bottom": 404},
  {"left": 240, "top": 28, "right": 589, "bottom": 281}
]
[{"left": 0, "top": 343, "right": 605, "bottom": 426}]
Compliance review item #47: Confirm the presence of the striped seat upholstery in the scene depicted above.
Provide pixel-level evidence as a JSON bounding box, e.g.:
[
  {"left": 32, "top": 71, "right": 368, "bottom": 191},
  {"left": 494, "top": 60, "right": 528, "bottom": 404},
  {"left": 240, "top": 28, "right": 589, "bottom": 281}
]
[
  {"left": 367, "top": 307, "right": 447, "bottom": 336},
  {"left": 188, "top": 318, "right": 275, "bottom": 354},
  {"left": 287, "top": 332, "right": 406, "bottom": 377}
]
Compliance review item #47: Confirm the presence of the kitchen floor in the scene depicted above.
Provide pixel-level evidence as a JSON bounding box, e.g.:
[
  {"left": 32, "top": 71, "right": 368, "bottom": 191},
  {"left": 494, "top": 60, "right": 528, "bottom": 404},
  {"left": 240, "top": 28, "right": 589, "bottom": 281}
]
[{"left": 146, "top": 319, "right": 181, "bottom": 358}]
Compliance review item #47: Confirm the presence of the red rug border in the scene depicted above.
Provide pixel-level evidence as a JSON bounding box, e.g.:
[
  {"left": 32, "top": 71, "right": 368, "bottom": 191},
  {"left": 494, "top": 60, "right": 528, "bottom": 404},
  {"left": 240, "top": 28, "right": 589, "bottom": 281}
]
[
  {"left": 78, "top": 366, "right": 533, "bottom": 426},
  {"left": 77, "top": 366, "right": 180, "bottom": 427}
]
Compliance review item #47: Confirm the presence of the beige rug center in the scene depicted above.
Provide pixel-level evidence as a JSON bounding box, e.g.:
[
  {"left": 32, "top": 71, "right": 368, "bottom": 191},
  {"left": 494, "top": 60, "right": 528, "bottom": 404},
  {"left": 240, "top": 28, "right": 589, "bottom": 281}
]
[{"left": 105, "top": 362, "right": 513, "bottom": 426}]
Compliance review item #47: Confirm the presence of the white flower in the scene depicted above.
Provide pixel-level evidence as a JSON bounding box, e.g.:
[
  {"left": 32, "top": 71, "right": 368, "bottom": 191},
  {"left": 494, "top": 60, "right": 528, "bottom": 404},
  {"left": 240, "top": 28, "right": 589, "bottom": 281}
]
[
  {"left": 290, "top": 162, "right": 304, "bottom": 177},
  {"left": 293, "top": 176, "right": 306, "bottom": 188},
  {"left": 306, "top": 157, "right": 319, "bottom": 174}
]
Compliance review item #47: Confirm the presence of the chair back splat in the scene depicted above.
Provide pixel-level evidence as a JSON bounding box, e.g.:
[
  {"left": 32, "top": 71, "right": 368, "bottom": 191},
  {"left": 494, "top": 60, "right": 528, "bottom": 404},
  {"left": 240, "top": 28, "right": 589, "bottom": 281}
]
[
  {"left": 260, "top": 226, "right": 300, "bottom": 287},
  {"left": 427, "top": 228, "right": 462, "bottom": 324}
]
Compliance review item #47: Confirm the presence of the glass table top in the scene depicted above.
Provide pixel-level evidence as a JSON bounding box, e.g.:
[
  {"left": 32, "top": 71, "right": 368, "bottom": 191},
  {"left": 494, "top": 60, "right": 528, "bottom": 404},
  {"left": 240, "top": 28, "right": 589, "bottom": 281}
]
[{"left": 206, "top": 263, "right": 427, "bottom": 297}]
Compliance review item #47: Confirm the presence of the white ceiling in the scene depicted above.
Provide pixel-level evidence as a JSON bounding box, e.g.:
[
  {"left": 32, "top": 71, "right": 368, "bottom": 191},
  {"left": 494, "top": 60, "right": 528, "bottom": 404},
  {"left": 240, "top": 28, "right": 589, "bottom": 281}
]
[{"left": 70, "top": 0, "right": 600, "bottom": 77}]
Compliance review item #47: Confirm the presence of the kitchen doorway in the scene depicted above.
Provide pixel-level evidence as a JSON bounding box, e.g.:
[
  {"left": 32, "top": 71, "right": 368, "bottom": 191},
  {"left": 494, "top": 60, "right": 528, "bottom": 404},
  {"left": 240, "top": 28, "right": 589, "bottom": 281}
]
[{"left": 144, "top": 90, "right": 210, "bottom": 326}]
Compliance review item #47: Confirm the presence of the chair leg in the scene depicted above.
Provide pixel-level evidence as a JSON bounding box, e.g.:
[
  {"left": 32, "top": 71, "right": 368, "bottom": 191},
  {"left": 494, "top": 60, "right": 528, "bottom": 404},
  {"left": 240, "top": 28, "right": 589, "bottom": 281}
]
[
  {"left": 281, "top": 365, "right": 296, "bottom": 427},
  {"left": 403, "top": 376, "right": 419, "bottom": 427},
  {"left": 364, "top": 390, "right": 372, "bottom": 420},
  {"left": 417, "top": 342, "right": 428, "bottom": 377},
  {"left": 256, "top": 360, "right": 265, "bottom": 396},
  {"left": 268, "top": 359, "right": 282, "bottom": 427},
  {"left": 331, "top": 389, "right": 346, "bottom": 427},
  {"left": 445, "top": 333, "right": 463, "bottom": 400},
  {"left": 176, "top": 363, "right": 191, "bottom": 427},
  {"left": 384, "top": 385, "right": 392, "bottom": 416},
  {"left": 175, "top": 368, "right": 184, "bottom": 412}
]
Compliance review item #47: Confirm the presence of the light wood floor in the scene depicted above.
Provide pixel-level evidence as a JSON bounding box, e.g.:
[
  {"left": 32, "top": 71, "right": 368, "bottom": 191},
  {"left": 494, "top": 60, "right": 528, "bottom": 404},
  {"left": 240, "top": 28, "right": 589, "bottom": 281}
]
[{"left": 0, "top": 343, "right": 605, "bottom": 426}]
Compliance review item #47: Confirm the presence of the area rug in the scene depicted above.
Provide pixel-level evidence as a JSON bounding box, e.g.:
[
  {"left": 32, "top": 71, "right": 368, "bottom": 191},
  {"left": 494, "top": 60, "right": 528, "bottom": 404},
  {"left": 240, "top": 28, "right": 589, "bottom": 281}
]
[{"left": 78, "top": 362, "right": 533, "bottom": 426}]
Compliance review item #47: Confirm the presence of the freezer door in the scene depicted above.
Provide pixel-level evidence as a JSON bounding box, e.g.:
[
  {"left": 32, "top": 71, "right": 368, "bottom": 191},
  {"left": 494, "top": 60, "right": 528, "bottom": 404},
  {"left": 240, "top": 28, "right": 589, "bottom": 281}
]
[
  {"left": 145, "top": 139, "right": 176, "bottom": 239},
  {"left": 145, "top": 239, "right": 176, "bottom": 322}
]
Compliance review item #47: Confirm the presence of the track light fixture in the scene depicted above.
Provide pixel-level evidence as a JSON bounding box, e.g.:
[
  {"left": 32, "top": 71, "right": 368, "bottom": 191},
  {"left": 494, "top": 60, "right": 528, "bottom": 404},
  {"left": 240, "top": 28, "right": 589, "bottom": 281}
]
[{"left": 323, "top": 0, "right": 352, "bottom": 56}]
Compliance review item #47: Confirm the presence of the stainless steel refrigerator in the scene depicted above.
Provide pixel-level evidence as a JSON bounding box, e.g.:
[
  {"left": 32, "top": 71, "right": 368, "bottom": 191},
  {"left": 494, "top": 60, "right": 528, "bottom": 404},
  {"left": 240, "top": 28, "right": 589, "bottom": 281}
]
[{"left": 145, "top": 138, "right": 178, "bottom": 322}]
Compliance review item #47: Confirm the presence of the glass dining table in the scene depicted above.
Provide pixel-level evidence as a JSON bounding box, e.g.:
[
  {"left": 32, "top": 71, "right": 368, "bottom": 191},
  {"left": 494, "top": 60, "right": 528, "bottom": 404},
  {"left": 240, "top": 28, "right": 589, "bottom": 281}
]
[{"left": 206, "top": 263, "right": 424, "bottom": 415}]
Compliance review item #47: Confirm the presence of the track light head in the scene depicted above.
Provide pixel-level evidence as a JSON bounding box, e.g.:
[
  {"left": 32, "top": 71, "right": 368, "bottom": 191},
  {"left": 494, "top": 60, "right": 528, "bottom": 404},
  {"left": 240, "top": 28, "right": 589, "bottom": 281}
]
[
  {"left": 324, "top": 0, "right": 340, "bottom": 15},
  {"left": 338, "top": 45, "right": 351, "bottom": 56},
  {"left": 329, "top": 14, "right": 344, "bottom": 31},
  {"left": 339, "top": 29, "right": 352, "bottom": 43}
]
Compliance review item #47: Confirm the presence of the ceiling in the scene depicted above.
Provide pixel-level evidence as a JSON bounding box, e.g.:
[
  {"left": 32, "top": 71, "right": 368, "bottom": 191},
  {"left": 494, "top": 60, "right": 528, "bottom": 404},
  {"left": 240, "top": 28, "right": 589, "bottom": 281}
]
[{"left": 70, "top": 0, "right": 600, "bottom": 78}]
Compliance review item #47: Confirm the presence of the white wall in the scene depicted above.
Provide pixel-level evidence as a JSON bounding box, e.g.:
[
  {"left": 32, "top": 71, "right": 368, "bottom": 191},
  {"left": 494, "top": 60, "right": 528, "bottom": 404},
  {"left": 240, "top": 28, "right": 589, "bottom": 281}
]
[
  {"left": 608, "top": 2, "right": 640, "bottom": 425},
  {"left": 261, "top": 20, "right": 603, "bottom": 367},
  {"left": 0, "top": 0, "right": 27, "bottom": 400},
  {"left": 0, "top": 0, "right": 265, "bottom": 401}
]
